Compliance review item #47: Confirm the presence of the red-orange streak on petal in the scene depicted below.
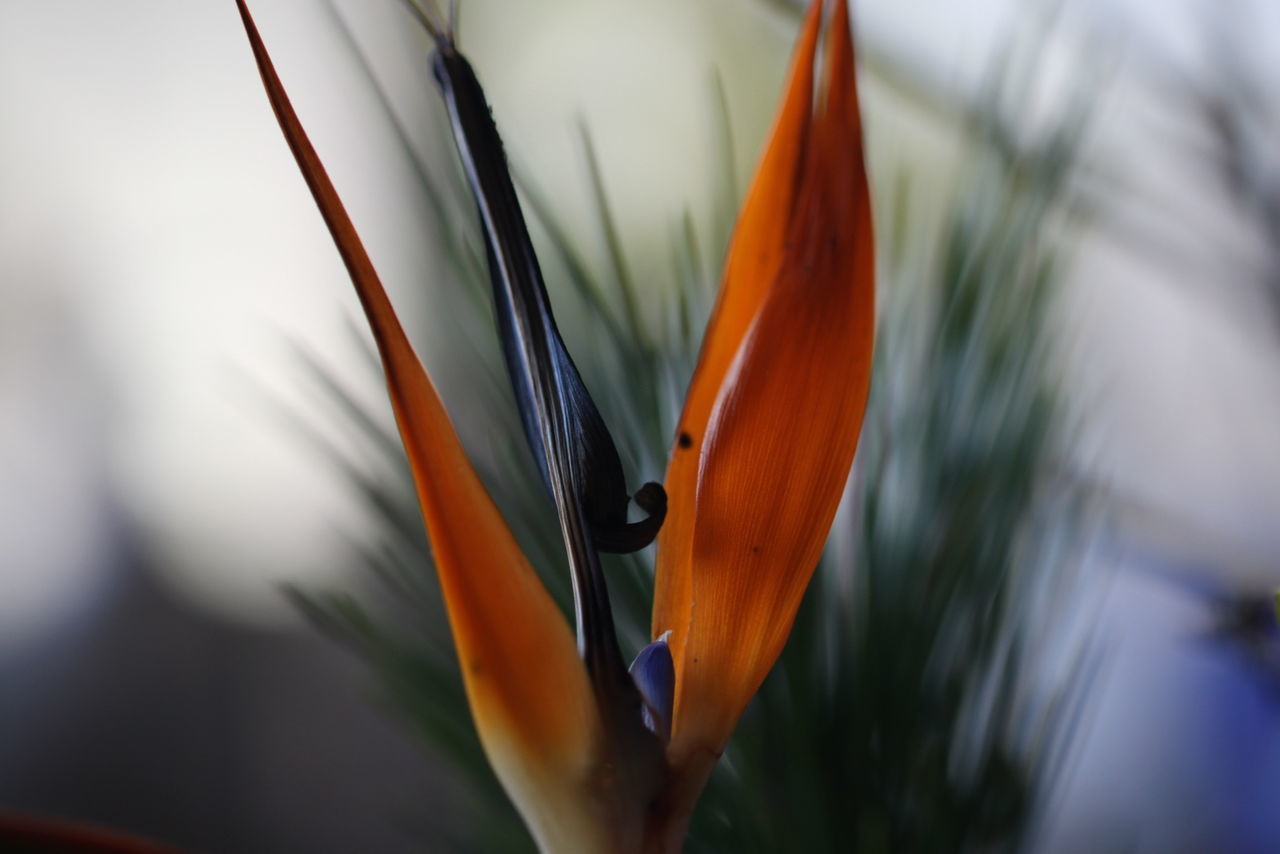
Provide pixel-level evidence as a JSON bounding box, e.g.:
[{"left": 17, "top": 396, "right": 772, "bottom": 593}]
[
  {"left": 234, "top": 0, "right": 597, "bottom": 780},
  {"left": 652, "top": 0, "right": 823, "bottom": 682},
  {"left": 0, "top": 812, "right": 181, "bottom": 854},
  {"left": 669, "top": 0, "right": 875, "bottom": 765}
]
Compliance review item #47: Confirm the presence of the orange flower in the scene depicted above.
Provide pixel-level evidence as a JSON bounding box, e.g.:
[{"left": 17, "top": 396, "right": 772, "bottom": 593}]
[
  {"left": 652, "top": 0, "right": 874, "bottom": 837},
  {"left": 234, "top": 0, "right": 873, "bottom": 850}
]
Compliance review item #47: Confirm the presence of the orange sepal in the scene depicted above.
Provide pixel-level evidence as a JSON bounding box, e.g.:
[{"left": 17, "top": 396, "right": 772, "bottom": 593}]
[
  {"left": 233, "top": 4, "right": 606, "bottom": 849},
  {"left": 652, "top": 0, "right": 824, "bottom": 682},
  {"left": 664, "top": 0, "right": 875, "bottom": 769}
]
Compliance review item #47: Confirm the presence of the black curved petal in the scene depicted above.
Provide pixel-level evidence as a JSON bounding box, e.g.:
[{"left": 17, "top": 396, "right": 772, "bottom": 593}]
[
  {"left": 431, "top": 44, "right": 664, "bottom": 557},
  {"left": 429, "top": 39, "right": 666, "bottom": 717}
]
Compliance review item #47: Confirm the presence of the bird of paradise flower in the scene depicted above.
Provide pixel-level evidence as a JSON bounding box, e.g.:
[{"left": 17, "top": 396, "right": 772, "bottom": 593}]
[{"left": 235, "top": 0, "right": 873, "bottom": 850}]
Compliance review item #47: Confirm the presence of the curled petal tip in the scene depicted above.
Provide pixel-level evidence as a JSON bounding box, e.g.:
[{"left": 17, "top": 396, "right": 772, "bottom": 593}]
[{"left": 593, "top": 481, "right": 668, "bottom": 554}]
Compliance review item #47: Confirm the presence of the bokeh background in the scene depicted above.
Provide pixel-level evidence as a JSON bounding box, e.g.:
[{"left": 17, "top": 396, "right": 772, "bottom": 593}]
[{"left": 1, "top": 0, "right": 1278, "bottom": 851}]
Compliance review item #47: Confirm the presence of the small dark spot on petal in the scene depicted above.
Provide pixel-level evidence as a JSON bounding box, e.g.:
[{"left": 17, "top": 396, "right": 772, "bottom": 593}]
[
  {"left": 678, "top": 432, "right": 693, "bottom": 449},
  {"left": 751, "top": 545, "right": 760, "bottom": 554}
]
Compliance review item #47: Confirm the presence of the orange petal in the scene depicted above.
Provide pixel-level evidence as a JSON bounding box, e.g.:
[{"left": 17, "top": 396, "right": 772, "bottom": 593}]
[
  {"left": 651, "top": 0, "right": 823, "bottom": 688},
  {"left": 665, "top": 0, "right": 875, "bottom": 768},
  {"left": 233, "top": 4, "right": 607, "bottom": 850}
]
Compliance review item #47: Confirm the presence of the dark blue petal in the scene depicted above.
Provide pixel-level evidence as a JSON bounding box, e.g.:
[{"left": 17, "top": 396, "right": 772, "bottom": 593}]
[{"left": 629, "top": 636, "right": 675, "bottom": 744}]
